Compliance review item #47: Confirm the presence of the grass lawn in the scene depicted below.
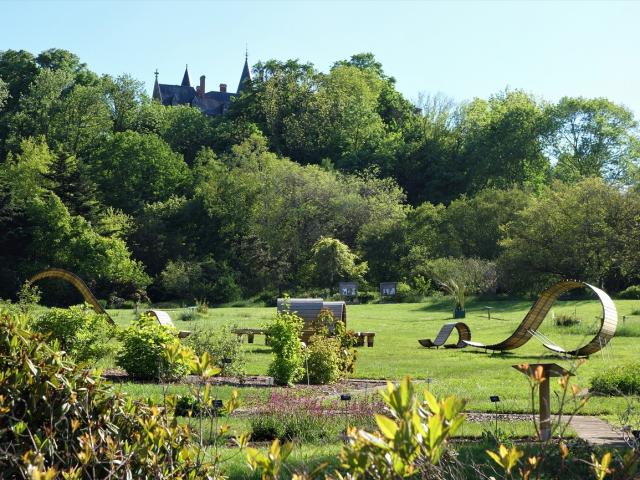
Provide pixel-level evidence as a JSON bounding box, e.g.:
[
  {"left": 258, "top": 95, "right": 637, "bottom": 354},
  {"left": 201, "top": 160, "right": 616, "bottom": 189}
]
[
  {"left": 92, "top": 296, "right": 639, "bottom": 478},
  {"left": 106, "top": 295, "right": 640, "bottom": 418}
]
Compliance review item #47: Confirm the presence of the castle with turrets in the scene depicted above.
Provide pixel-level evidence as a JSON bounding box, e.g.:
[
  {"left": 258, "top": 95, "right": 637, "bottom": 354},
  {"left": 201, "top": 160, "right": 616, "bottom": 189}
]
[{"left": 152, "top": 54, "right": 251, "bottom": 115}]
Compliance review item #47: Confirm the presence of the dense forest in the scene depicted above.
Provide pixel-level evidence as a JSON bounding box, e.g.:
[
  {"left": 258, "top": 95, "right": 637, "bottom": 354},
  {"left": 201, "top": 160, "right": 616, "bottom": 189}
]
[{"left": 0, "top": 48, "right": 639, "bottom": 304}]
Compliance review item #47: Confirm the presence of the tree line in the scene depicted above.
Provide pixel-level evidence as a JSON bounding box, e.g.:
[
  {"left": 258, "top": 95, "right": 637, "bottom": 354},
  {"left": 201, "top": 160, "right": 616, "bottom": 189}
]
[{"left": 0, "top": 48, "right": 638, "bottom": 303}]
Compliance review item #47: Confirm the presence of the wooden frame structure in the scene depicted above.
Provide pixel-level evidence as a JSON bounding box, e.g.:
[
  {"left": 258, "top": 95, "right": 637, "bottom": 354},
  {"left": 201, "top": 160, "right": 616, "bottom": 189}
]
[
  {"left": 419, "top": 322, "right": 471, "bottom": 349},
  {"left": 29, "top": 268, "right": 114, "bottom": 324},
  {"left": 464, "top": 280, "right": 618, "bottom": 356}
]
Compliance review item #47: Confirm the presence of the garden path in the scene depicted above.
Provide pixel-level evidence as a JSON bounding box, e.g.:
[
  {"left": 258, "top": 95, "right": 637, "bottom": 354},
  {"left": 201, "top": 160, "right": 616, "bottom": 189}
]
[{"left": 569, "top": 416, "right": 626, "bottom": 447}]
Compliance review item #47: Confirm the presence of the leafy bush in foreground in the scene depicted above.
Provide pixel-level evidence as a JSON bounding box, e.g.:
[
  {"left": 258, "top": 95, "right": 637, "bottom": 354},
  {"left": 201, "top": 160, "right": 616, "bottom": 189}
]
[
  {"left": 29, "top": 304, "right": 115, "bottom": 362},
  {"left": 0, "top": 309, "right": 231, "bottom": 478},
  {"left": 265, "top": 310, "right": 304, "bottom": 385},
  {"left": 116, "top": 313, "right": 194, "bottom": 380}
]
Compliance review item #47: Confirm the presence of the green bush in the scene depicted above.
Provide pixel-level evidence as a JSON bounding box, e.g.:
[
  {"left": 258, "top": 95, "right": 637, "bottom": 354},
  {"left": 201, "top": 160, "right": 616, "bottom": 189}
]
[
  {"left": 29, "top": 304, "right": 115, "bottom": 363},
  {"left": 306, "top": 334, "right": 341, "bottom": 384},
  {"left": 591, "top": 362, "right": 640, "bottom": 395},
  {"left": 250, "top": 411, "right": 336, "bottom": 443},
  {"left": 357, "top": 290, "right": 376, "bottom": 303},
  {"left": 395, "top": 281, "right": 415, "bottom": 302},
  {"left": 185, "top": 326, "right": 246, "bottom": 377},
  {"left": 116, "top": 314, "right": 193, "bottom": 380},
  {"left": 553, "top": 312, "right": 580, "bottom": 327},
  {"left": 619, "top": 285, "right": 640, "bottom": 299},
  {"left": 180, "top": 309, "right": 200, "bottom": 321},
  {"left": 265, "top": 311, "right": 304, "bottom": 385},
  {"left": 0, "top": 309, "right": 231, "bottom": 478}
]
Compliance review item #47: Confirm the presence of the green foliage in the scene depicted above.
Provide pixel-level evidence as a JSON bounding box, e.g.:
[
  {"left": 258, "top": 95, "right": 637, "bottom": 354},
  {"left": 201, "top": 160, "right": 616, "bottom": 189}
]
[
  {"left": 116, "top": 313, "right": 193, "bottom": 380},
  {"left": 339, "top": 377, "right": 466, "bottom": 479},
  {"left": 264, "top": 311, "right": 304, "bottom": 385},
  {"left": 547, "top": 96, "right": 640, "bottom": 185},
  {"left": 553, "top": 312, "right": 581, "bottom": 327},
  {"left": 394, "top": 281, "right": 414, "bottom": 302},
  {"left": 180, "top": 309, "right": 200, "bottom": 321},
  {"left": 185, "top": 326, "right": 246, "bottom": 377},
  {"left": 91, "top": 130, "right": 191, "bottom": 213},
  {"left": 306, "top": 334, "right": 341, "bottom": 384},
  {"left": 0, "top": 309, "right": 233, "bottom": 478},
  {"left": 307, "top": 236, "right": 368, "bottom": 290},
  {"left": 426, "top": 257, "right": 497, "bottom": 310},
  {"left": 619, "top": 285, "right": 640, "bottom": 300},
  {"left": 591, "top": 363, "right": 640, "bottom": 395},
  {"left": 499, "top": 178, "right": 630, "bottom": 292},
  {"left": 16, "top": 280, "right": 40, "bottom": 313},
  {"left": 29, "top": 305, "right": 115, "bottom": 363}
]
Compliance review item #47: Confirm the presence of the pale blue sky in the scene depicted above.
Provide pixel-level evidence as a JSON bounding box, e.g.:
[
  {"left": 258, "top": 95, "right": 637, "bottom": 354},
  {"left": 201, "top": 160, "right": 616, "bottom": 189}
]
[{"left": 1, "top": 0, "right": 638, "bottom": 116}]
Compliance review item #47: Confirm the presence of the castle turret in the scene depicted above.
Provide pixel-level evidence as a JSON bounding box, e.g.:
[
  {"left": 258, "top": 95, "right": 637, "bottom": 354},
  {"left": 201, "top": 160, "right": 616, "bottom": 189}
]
[
  {"left": 237, "top": 52, "right": 251, "bottom": 94},
  {"left": 181, "top": 65, "right": 191, "bottom": 87}
]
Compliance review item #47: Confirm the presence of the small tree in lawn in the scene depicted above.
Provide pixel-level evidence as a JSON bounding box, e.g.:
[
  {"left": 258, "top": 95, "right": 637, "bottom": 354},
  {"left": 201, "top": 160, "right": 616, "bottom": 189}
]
[
  {"left": 306, "top": 236, "right": 368, "bottom": 291},
  {"left": 427, "top": 257, "right": 496, "bottom": 318}
]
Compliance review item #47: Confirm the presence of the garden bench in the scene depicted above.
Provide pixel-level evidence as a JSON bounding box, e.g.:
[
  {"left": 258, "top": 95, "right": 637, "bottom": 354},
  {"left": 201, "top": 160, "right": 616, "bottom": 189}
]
[
  {"left": 355, "top": 331, "right": 375, "bottom": 347},
  {"left": 232, "top": 328, "right": 268, "bottom": 344}
]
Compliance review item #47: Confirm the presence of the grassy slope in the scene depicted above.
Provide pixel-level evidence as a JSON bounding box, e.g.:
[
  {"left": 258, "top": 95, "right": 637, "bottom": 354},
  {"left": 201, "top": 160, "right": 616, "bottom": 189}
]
[{"left": 107, "top": 296, "right": 640, "bottom": 417}]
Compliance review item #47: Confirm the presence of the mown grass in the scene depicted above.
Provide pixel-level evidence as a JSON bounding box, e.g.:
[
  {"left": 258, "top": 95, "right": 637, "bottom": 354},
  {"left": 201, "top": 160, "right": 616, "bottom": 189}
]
[{"left": 106, "top": 296, "right": 640, "bottom": 417}]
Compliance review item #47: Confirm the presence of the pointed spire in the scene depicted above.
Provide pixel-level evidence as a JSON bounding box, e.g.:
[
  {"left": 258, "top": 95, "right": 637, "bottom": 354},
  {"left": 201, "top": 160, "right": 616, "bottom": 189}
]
[
  {"left": 237, "top": 49, "right": 251, "bottom": 94},
  {"left": 152, "top": 69, "right": 162, "bottom": 101},
  {"left": 181, "top": 64, "right": 191, "bottom": 87}
]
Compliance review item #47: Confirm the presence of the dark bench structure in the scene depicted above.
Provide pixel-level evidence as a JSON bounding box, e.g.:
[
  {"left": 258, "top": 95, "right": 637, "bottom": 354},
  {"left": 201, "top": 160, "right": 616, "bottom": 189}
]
[
  {"left": 419, "top": 322, "right": 471, "bottom": 349},
  {"left": 232, "top": 328, "right": 268, "bottom": 344}
]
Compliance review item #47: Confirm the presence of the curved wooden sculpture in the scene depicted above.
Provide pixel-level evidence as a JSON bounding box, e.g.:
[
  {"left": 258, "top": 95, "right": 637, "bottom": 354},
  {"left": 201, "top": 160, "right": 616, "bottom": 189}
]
[
  {"left": 419, "top": 322, "right": 471, "bottom": 349},
  {"left": 29, "top": 268, "right": 114, "bottom": 325},
  {"left": 463, "top": 280, "right": 617, "bottom": 356}
]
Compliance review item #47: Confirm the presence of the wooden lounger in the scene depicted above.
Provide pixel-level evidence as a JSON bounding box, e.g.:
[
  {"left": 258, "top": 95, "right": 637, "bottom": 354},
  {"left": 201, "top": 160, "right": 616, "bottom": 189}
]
[
  {"left": 464, "top": 280, "right": 618, "bottom": 356},
  {"left": 419, "top": 322, "right": 471, "bottom": 349},
  {"left": 147, "top": 309, "right": 191, "bottom": 338}
]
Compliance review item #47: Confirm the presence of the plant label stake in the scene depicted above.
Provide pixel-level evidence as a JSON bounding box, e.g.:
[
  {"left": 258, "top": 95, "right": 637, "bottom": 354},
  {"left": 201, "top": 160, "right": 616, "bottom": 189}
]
[
  {"left": 513, "top": 363, "right": 573, "bottom": 441},
  {"left": 489, "top": 395, "right": 500, "bottom": 437}
]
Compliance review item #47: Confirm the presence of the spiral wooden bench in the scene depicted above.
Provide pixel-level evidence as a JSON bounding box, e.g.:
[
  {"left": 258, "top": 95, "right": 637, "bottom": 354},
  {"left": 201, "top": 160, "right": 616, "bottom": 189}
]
[
  {"left": 419, "top": 322, "right": 471, "bottom": 349},
  {"left": 29, "top": 268, "right": 114, "bottom": 324},
  {"left": 463, "top": 280, "right": 618, "bottom": 357}
]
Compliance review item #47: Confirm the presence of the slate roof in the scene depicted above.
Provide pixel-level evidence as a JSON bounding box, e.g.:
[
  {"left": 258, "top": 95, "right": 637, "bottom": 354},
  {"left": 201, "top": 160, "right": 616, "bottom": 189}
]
[
  {"left": 157, "top": 84, "right": 196, "bottom": 105},
  {"left": 153, "top": 57, "right": 249, "bottom": 116}
]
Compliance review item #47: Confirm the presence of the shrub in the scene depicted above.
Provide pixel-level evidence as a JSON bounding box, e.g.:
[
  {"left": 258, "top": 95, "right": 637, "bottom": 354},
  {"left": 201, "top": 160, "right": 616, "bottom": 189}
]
[
  {"left": 0, "top": 309, "right": 232, "bottom": 478},
  {"left": 186, "top": 326, "right": 246, "bottom": 377},
  {"left": 116, "top": 313, "right": 194, "bottom": 380},
  {"left": 265, "top": 311, "right": 304, "bottom": 385},
  {"left": 395, "top": 281, "right": 414, "bottom": 302},
  {"left": 175, "top": 393, "right": 223, "bottom": 417},
  {"left": 357, "top": 290, "right": 376, "bottom": 304},
  {"left": 306, "top": 334, "right": 341, "bottom": 384},
  {"left": 17, "top": 281, "right": 41, "bottom": 313},
  {"left": 553, "top": 312, "right": 580, "bottom": 327},
  {"left": 29, "top": 304, "right": 115, "bottom": 363},
  {"left": 250, "top": 391, "right": 381, "bottom": 443},
  {"left": 180, "top": 309, "right": 200, "bottom": 321},
  {"left": 591, "top": 363, "right": 640, "bottom": 395},
  {"left": 196, "top": 298, "right": 209, "bottom": 314},
  {"left": 619, "top": 285, "right": 640, "bottom": 299}
]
